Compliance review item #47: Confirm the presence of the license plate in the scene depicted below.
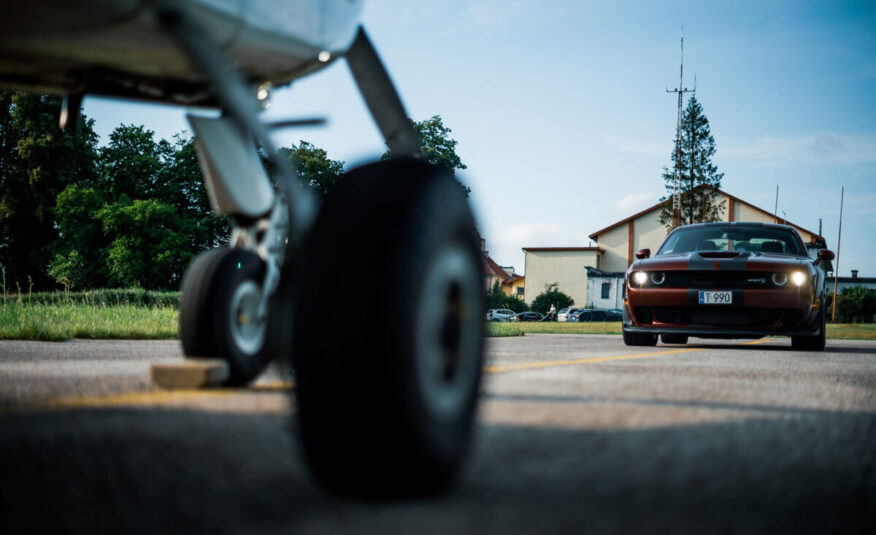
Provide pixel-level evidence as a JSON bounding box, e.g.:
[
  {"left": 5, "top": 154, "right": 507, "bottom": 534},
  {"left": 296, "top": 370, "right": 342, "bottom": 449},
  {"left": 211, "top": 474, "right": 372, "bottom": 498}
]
[{"left": 699, "top": 291, "right": 732, "bottom": 304}]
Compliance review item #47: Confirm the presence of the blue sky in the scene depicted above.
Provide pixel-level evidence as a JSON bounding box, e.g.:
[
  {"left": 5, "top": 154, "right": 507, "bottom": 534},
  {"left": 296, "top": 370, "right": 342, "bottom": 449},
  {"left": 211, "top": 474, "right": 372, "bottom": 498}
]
[{"left": 85, "top": 0, "right": 876, "bottom": 277}]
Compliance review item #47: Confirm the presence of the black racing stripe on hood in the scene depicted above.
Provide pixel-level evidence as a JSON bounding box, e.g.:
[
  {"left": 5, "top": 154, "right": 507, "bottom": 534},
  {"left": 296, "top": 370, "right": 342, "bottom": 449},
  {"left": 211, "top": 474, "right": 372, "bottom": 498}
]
[
  {"left": 687, "top": 252, "right": 751, "bottom": 271},
  {"left": 718, "top": 253, "right": 751, "bottom": 271}
]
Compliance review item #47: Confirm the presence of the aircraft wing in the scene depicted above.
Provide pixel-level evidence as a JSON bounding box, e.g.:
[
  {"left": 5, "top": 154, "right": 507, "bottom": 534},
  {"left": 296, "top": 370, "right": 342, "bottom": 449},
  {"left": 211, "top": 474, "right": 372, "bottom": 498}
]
[{"left": 0, "top": 0, "right": 363, "bottom": 105}]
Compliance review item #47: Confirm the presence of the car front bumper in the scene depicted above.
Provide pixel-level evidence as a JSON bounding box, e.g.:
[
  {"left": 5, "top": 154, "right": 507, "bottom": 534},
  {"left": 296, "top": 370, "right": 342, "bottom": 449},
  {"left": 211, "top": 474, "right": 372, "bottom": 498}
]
[{"left": 624, "top": 287, "right": 822, "bottom": 338}]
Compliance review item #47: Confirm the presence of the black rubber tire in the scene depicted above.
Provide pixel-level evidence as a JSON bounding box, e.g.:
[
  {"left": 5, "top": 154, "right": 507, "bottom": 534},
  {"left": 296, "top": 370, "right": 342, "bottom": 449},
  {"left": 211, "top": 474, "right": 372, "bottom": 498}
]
[
  {"left": 660, "top": 334, "right": 689, "bottom": 345},
  {"left": 623, "top": 330, "right": 658, "bottom": 346},
  {"left": 275, "top": 158, "right": 485, "bottom": 497},
  {"left": 791, "top": 309, "right": 826, "bottom": 351},
  {"left": 179, "top": 247, "right": 270, "bottom": 385}
]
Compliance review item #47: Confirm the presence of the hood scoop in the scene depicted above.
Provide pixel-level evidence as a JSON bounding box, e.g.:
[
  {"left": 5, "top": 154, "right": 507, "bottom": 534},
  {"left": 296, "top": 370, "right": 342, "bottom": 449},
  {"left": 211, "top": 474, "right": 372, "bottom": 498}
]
[{"left": 697, "top": 251, "right": 743, "bottom": 259}]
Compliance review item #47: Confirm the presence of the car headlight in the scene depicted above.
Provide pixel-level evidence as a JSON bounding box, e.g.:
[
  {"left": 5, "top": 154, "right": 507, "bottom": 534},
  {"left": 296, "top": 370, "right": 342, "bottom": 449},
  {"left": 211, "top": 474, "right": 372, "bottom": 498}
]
[
  {"left": 791, "top": 271, "right": 807, "bottom": 286},
  {"left": 650, "top": 272, "right": 665, "bottom": 285},
  {"left": 633, "top": 272, "right": 648, "bottom": 286},
  {"left": 771, "top": 273, "right": 788, "bottom": 286}
]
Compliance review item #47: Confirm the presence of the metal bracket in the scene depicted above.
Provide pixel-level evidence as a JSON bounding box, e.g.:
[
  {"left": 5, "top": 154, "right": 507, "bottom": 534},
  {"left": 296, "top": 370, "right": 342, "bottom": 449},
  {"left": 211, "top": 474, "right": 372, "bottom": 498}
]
[
  {"left": 157, "top": 4, "right": 310, "bottom": 321},
  {"left": 157, "top": 4, "right": 316, "bottom": 240},
  {"left": 345, "top": 27, "right": 421, "bottom": 158}
]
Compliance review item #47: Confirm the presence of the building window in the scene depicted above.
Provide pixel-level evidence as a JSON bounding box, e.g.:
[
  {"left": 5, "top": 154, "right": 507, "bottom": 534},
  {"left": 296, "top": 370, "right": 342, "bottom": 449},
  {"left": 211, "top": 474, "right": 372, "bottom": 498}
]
[
  {"left": 601, "top": 282, "right": 610, "bottom": 299},
  {"left": 516, "top": 287, "right": 524, "bottom": 296}
]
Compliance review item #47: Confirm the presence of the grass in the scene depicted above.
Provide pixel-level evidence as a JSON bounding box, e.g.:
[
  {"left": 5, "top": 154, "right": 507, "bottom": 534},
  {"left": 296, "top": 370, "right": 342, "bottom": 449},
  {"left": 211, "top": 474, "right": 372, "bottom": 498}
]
[
  {"left": 826, "top": 323, "right": 876, "bottom": 340},
  {"left": 486, "top": 321, "right": 622, "bottom": 337},
  {"left": 0, "top": 291, "right": 873, "bottom": 341},
  {"left": 0, "top": 303, "right": 178, "bottom": 341},
  {"left": 0, "top": 288, "right": 179, "bottom": 308}
]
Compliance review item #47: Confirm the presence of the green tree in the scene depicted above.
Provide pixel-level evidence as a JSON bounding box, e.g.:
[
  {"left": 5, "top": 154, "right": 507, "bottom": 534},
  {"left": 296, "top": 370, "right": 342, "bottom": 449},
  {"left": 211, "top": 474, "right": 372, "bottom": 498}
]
[
  {"left": 159, "top": 135, "right": 228, "bottom": 251},
  {"left": 52, "top": 128, "right": 226, "bottom": 289},
  {"left": 659, "top": 96, "right": 725, "bottom": 228},
  {"left": 98, "top": 124, "right": 169, "bottom": 199},
  {"left": 487, "top": 280, "right": 528, "bottom": 312},
  {"left": 50, "top": 185, "right": 110, "bottom": 289},
  {"left": 97, "top": 196, "right": 195, "bottom": 289},
  {"left": 832, "top": 286, "right": 876, "bottom": 323},
  {"left": 279, "top": 141, "right": 345, "bottom": 199},
  {"left": 0, "top": 91, "right": 99, "bottom": 290},
  {"left": 382, "top": 115, "right": 470, "bottom": 195},
  {"left": 529, "top": 283, "right": 574, "bottom": 315}
]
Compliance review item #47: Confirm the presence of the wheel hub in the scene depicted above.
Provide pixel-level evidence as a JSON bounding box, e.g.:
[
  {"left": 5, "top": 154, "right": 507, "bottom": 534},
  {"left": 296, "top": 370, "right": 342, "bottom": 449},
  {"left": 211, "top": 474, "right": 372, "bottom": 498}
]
[
  {"left": 229, "top": 279, "right": 266, "bottom": 356},
  {"left": 415, "top": 243, "right": 481, "bottom": 422}
]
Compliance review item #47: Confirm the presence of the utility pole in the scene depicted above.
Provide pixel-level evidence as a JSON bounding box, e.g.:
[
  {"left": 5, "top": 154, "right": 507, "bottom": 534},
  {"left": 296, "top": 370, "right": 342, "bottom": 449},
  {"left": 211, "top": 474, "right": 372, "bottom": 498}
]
[
  {"left": 774, "top": 185, "right": 779, "bottom": 223},
  {"left": 832, "top": 187, "right": 844, "bottom": 322},
  {"left": 666, "top": 28, "right": 695, "bottom": 228}
]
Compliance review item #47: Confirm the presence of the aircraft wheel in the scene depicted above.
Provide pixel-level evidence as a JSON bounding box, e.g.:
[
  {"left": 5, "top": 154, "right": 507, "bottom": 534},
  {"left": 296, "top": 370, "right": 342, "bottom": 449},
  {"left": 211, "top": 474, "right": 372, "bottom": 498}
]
[
  {"left": 283, "top": 158, "right": 485, "bottom": 497},
  {"left": 179, "top": 247, "right": 270, "bottom": 385}
]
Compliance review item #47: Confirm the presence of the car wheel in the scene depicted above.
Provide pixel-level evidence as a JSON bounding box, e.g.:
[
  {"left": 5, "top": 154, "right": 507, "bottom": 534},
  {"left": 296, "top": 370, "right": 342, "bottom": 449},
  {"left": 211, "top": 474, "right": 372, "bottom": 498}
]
[
  {"left": 660, "top": 334, "right": 688, "bottom": 345},
  {"left": 791, "top": 309, "right": 826, "bottom": 351},
  {"left": 623, "top": 330, "right": 658, "bottom": 346},
  {"left": 179, "top": 247, "right": 270, "bottom": 386},
  {"left": 276, "top": 158, "right": 485, "bottom": 497}
]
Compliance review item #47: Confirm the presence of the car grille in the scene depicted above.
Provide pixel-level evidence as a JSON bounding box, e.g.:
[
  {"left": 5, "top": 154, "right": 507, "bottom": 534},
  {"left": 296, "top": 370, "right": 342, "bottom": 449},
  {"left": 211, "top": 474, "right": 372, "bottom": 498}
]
[
  {"left": 634, "top": 307, "right": 803, "bottom": 328},
  {"left": 656, "top": 271, "right": 786, "bottom": 289}
]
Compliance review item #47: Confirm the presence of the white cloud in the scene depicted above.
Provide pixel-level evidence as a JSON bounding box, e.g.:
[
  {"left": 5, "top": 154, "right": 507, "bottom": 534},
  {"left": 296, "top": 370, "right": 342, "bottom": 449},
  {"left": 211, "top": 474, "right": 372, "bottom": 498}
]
[
  {"left": 604, "top": 133, "right": 876, "bottom": 168},
  {"left": 614, "top": 192, "right": 656, "bottom": 216},
  {"left": 722, "top": 133, "right": 876, "bottom": 167}
]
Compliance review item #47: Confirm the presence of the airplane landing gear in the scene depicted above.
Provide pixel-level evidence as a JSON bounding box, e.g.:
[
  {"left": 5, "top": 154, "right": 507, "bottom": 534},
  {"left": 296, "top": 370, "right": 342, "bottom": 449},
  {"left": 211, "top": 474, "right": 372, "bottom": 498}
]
[
  {"left": 162, "top": 10, "right": 483, "bottom": 496},
  {"left": 270, "top": 158, "right": 485, "bottom": 497},
  {"left": 179, "top": 247, "right": 271, "bottom": 386}
]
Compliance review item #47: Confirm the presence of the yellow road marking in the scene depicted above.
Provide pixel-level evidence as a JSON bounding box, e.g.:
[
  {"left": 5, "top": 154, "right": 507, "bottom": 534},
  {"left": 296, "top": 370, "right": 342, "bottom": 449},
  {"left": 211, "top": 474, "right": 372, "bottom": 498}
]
[
  {"left": 486, "top": 338, "right": 773, "bottom": 374},
  {"left": 5, "top": 340, "right": 775, "bottom": 413},
  {"left": 485, "top": 347, "right": 702, "bottom": 373},
  {"left": 2, "top": 381, "right": 294, "bottom": 415}
]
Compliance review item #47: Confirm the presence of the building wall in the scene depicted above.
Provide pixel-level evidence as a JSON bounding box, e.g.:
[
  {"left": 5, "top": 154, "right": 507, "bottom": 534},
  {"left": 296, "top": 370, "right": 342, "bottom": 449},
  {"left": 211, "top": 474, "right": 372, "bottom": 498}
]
[
  {"left": 596, "top": 225, "right": 629, "bottom": 272},
  {"left": 736, "top": 202, "right": 816, "bottom": 242},
  {"left": 502, "top": 277, "right": 525, "bottom": 299},
  {"left": 633, "top": 209, "right": 668, "bottom": 264},
  {"left": 737, "top": 202, "right": 775, "bottom": 226},
  {"left": 586, "top": 274, "right": 625, "bottom": 309},
  {"left": 599, "top": 211, "right": 669, "bottom": 272},
  {"left": 523, "top": 250, "right": 599, "bottom": 306},
  {"left": 827, "top": 278, "right": 876, "bottom": 294}
]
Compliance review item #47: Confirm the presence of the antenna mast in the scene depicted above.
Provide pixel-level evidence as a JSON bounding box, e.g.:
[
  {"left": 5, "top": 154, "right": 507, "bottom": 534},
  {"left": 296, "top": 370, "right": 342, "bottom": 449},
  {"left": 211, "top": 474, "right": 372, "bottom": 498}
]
[{"left": 666, "top": 28, "right": 695, "bottom": 227}]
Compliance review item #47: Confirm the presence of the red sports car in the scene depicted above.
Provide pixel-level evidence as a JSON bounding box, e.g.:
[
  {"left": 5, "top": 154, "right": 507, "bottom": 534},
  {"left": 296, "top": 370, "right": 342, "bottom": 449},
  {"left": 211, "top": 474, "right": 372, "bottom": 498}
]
[{"left": 623, "top": 222, "right": 835, "bottom": 350}]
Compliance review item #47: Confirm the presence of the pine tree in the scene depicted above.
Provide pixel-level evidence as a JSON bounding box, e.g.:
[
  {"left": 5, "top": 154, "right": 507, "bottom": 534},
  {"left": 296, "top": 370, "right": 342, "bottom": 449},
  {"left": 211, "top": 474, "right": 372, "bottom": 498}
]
[{"left": 659, "top": 96, "right": 725, "bottom": 228}]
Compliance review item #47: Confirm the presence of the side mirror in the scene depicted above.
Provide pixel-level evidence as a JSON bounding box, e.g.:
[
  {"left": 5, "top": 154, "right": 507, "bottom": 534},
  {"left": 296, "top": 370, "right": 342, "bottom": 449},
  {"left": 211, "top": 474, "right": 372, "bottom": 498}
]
[
  {"left": 635, "top": 248, "right": 650, "bottom": 259},
  {"left": 817, "top": 249, "right": 835, "bottom": 262}
]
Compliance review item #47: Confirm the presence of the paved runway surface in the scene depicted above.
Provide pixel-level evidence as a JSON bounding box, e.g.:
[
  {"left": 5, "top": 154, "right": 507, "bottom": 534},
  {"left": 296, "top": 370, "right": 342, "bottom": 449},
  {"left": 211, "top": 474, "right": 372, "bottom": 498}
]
[{"left": 1, "top": 335, "right": 874, "bottom": 534}]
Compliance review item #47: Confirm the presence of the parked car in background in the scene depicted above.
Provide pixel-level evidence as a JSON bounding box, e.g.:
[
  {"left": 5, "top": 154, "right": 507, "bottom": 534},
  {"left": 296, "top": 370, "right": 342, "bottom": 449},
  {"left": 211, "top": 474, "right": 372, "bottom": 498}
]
[
  {"left": 510, "top": 311, "right": 544, "bottom": 322},
  {"left": 623, "top": 222, "right": 834, "bottom": 350},
  {"left": 568, "top": 309, "right": 622, "bottom": 322},
  {"left": 485, "top": 309, "right": 516, "bottom": 322},
  {"left": 557, "top": 307, "right": 582, "bottom": 322}
]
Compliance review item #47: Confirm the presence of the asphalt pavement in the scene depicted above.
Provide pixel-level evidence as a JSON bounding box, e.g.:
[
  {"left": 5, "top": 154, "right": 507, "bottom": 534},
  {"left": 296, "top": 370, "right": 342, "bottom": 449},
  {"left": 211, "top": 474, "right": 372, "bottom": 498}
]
[{"left": 0, "top": 335, "right": 874, "bottom": 534}]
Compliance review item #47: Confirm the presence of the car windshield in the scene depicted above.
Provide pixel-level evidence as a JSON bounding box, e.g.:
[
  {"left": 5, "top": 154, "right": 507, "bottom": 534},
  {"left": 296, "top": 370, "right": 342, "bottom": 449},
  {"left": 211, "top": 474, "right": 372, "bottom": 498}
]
[{"left": 657, "top": 226, "right": 805, "bottom": 256}]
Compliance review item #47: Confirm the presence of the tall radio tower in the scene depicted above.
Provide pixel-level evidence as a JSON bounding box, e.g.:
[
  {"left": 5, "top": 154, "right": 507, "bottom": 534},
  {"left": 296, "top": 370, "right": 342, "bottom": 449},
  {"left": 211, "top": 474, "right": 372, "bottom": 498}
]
[{"left": 666, "top": 28, "right": 695, "bottom": 227}]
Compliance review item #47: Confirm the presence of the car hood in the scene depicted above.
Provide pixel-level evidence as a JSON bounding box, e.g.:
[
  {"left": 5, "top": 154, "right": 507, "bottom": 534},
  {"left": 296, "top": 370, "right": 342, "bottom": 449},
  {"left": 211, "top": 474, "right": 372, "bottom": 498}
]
[{"left": 630, "top": 251, "right": 812, "bottom": 272}]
